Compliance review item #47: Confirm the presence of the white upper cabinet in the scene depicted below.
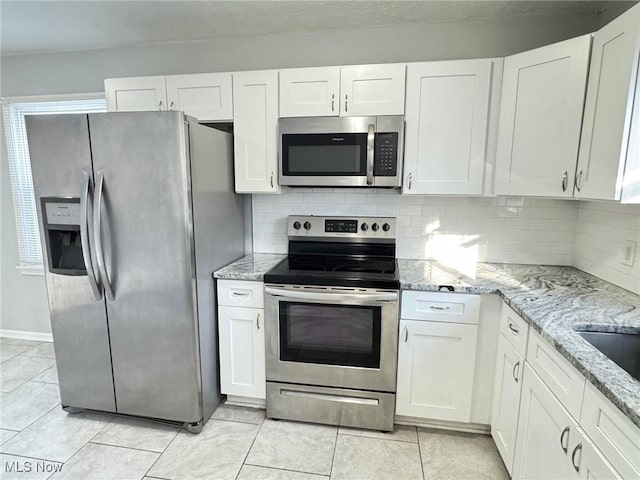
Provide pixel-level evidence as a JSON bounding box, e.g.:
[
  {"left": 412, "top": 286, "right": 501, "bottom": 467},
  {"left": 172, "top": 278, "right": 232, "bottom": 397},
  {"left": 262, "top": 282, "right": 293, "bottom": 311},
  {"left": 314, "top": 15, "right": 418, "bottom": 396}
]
[
  {"left": 105, "top": 73, "right": 233, "bottom": 121},
  {"left": 402, "top": 59, "right": 499, "bottom": 195},
  {"left": 105, "top": 76, "right": 167, "bottom": 112},
  {"left": 340, "top": 63, "right": 406, "bottom": 116},
  {"left": 278, "top": 64, "right": 406, "bottom": 117},
  {"left": 233, "top": 70, "right": 280, "bottom": 193},
  {"left": 495, "top": 35, "right": 592, "bottom": 197},
  {"left": 576, "top": 3, "right": 640, "bottom": 203},
  {"left": 279, "top": 67, "right": 340, "bottom": 117},
  {"left": 165, "top": 73, "right": 233, "bottom": 122}
]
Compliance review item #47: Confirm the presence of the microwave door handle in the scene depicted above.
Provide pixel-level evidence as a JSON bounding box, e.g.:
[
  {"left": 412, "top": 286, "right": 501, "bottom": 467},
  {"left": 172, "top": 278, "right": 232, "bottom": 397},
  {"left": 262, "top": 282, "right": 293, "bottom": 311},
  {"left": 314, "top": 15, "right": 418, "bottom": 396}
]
[{"left": 366, "top": 124, "right": 375, "bottom": 186}]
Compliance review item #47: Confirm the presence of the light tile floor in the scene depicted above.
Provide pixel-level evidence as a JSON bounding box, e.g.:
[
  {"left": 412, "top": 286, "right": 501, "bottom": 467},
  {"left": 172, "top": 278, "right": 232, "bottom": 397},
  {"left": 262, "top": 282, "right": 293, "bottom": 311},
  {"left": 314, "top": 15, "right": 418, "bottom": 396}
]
[{"left": 0, "top": 339, "right": 509, "bottom": 479}]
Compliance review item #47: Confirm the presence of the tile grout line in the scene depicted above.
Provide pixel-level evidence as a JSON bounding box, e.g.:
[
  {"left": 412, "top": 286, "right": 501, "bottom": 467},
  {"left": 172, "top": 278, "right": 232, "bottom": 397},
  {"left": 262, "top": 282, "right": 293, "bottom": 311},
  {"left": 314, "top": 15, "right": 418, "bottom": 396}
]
[
  {"left": 87, "top": 440, "right": 164, "bottom": 455},
  {"left": 235, "top": 416, "right": 266, "bottom": 480},
  {"left": 416, "top": 428, "right": 426, "bottom": 480},
  {"left": 141, "top": 418, "right": 183, "bottom": 479},
  {"left": 328, "top": 424, "right": 339, "bottom": 479},
  {"left": 337, "top": 430, "right": 419, "bottom": 444}
]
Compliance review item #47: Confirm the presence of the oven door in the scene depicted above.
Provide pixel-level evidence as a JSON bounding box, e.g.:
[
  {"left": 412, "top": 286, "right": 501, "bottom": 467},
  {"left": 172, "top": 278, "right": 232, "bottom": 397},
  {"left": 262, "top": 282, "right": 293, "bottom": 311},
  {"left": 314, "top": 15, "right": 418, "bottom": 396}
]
[{"left": 264, "top": 285, "right": 399, "bottom": 392}]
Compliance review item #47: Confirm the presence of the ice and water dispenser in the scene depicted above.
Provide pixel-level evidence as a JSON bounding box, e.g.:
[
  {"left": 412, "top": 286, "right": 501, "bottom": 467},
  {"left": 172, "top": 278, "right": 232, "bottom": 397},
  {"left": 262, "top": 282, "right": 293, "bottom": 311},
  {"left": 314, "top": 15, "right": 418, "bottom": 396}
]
[{"left": 41, "top": 198, "right": 86, "bottom": 275}]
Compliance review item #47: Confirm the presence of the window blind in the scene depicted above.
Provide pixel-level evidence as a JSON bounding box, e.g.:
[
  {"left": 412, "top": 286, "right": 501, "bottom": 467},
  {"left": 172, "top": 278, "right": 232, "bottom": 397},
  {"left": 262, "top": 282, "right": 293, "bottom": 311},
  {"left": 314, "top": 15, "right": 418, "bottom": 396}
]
[{"left": 2, "top": 97, "right": 107, "bottom": 268}]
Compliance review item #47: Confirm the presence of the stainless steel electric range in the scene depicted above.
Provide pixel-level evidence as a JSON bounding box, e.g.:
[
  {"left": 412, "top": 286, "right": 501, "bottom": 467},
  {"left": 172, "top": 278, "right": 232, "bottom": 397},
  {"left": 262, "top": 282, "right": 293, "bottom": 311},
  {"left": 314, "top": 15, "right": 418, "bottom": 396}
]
[{"left": 263, "top": 215, "right": 399, "bottom": 431}]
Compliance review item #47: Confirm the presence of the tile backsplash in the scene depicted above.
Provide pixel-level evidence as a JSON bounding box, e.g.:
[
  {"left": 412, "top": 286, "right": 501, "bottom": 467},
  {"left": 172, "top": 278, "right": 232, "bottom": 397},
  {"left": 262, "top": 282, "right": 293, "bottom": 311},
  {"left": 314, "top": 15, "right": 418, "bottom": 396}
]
[
  {"left": 573, "top": 201, "right": 640, "bottom": 294},
  {"left": 252, "top": 189, "right": 579, "bottom": 275}
]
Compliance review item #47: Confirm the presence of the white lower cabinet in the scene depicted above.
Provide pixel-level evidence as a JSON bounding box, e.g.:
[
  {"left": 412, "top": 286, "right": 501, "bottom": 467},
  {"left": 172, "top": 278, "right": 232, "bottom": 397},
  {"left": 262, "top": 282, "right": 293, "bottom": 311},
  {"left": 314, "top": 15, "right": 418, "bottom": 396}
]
[
  {"left": 396, "top": 319, "right": 478, "bottom": 422},
  {"left": 512, "top": 363, "right": 580, "bottom": 480},
  {"left": 218, "top": 305, "right": 265, "bottom": 399},
  {"left": 491, "top": 333, "right": 524, "bottom": 474},
  {"left": 573, "top": 429, "right": 623, "bottom": 480}
]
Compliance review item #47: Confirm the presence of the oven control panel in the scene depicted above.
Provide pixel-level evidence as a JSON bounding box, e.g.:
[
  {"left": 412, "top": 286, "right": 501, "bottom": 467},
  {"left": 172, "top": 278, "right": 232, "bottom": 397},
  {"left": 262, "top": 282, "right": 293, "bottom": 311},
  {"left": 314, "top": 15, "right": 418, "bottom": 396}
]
[{"left": 288, "top": 215, "right": 396, "bottom": 240}]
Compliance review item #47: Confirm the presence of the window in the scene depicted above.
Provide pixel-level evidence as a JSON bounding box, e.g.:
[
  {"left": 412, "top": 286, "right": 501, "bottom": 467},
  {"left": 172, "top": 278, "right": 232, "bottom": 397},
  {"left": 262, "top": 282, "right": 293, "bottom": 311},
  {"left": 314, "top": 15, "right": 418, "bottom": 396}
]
[{"left": 2, "top": 96, "right": 107, "bottom": 273}]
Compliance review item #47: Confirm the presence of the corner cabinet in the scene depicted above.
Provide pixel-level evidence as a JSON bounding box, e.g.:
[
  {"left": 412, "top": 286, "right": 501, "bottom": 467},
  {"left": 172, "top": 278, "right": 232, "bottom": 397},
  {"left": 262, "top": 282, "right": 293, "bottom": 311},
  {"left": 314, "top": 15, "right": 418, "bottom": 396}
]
[
  {"left": 402, "top": 59, "right": 501, "bottom": 195},
  {"left": 576, "top": 3, "right": 640, "bottom": 203},
  {"left": 105, "top": 73, "right": 233, "bottom": 121},
  {"left": 494, "top": 35, "right": 592, "bottom": 197},
  {"left": 217, "top": 280, "right": 266, "bottom": 400},
  {"left": 279, "top": 64, "right": 406, "bottom": 117},
  {"left": 232, "top": 70, "right": 280, "bottom": 193},
  {"left": 396, "top": 292, "right": 480, "bottom": 423}
]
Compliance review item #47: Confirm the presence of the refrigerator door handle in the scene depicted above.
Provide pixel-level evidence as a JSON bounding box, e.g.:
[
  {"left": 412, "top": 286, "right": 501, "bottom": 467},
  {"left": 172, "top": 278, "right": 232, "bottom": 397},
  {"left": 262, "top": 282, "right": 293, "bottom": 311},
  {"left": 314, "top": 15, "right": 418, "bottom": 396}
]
[
  {"left": 93, "top": 171, "right": 115, "bottom": 301},
  {"left": 80, "top": 171, "right": 103, "bottom": 301}
]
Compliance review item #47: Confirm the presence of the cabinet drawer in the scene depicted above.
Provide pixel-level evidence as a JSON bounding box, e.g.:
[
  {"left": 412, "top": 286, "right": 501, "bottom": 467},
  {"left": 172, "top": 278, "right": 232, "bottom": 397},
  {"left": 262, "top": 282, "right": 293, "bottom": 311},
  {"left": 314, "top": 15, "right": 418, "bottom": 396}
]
[
  {"left": 401, "top": 291, "right": 480, "bottom": 324},
  {"left": 217, "top": 280, "right": 264, "bottom": 308},
  {"left": 499, "top": 303, "right": 529, "bottom": 357},
  {"left": 526, "top": 328, "right": 585, "bottom": 419},
  {"left": 581, "top": 382, "right": 640, "bottom": 479}
]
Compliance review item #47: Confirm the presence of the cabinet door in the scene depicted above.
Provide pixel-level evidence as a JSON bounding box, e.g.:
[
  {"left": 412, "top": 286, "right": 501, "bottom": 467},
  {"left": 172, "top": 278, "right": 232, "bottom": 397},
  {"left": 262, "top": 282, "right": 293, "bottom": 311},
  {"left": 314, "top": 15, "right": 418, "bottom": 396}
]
[
  {"left": 218, "top": 306, "right": 265, "bottom": 399},
  {"left": 396, "top": 319, "right": 477, "bottom": 422},
  {"left": 512, "top": 363, "right": 579, "bottom": 480},
  {"left": 232, "top": 70, "right": 280, "bottom": 193},
  {"left": 104, "top": 76, "right": 167, "bottom": 112},
  {"left": 279, "top": 67, "right": 340, "bottom": 117},
  {"left": 491, "top": 333, "right": 525, "bottom": 475},
  {"left": 166, "top": 73, "right": 233, "bottom": 121},
  {"left": 576, "top": 4, "right": 640, "bottom": 201},
  {"left": 340, "top": 64, "right": 406, "bottom": 116},
  {"left": 402, "top": 60, "right": 493, "bottom": 195},
  {"left": 495, "top": 35, "right": 591, "bottom": 197}
]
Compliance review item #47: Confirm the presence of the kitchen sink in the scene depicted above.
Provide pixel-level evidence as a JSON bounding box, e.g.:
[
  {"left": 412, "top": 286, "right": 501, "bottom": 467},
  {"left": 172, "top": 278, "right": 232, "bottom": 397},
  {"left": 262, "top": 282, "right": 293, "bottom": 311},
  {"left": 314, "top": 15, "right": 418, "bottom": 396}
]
[{"left": 575, "top": 330, "right": 640, "bottom": 382}]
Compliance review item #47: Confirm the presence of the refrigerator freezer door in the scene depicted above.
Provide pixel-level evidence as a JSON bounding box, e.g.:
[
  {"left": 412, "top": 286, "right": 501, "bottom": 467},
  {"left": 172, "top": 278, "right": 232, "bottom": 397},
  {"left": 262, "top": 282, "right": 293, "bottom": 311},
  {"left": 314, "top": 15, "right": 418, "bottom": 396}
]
[
  {"left": 88, "top": 112, "right": 201, "bottom": 423},
  {"left": 25, "top": 114, "right": 116, "bottom": 412}
]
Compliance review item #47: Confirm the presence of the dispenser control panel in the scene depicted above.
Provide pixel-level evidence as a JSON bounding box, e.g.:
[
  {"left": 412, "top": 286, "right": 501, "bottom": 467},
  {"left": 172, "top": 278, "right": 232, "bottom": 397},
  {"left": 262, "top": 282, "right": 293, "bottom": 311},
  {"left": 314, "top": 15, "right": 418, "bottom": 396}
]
[{"left": 45, "top": 201, "right": 81, "bottom": 226}]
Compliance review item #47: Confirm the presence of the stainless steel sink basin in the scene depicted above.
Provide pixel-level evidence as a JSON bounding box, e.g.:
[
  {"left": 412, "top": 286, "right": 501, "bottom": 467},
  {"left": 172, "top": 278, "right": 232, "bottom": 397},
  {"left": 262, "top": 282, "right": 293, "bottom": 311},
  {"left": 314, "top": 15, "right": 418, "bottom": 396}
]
[{"left": 576, "top": 331, "right": 640, "bottom": 382}]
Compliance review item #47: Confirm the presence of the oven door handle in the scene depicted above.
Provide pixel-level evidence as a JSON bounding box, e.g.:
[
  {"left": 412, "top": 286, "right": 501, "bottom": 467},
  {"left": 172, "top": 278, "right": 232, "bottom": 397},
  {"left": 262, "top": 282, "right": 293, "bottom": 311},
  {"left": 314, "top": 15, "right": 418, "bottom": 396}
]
[{"left": 265, "top": 287, "right": 397, "bottom": 303}]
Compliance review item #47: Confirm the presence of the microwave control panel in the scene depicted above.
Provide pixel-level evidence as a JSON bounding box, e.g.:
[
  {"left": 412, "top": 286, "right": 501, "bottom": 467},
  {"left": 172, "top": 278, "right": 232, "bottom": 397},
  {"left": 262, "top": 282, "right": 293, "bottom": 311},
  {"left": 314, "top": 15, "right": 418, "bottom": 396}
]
[{"left": 374, "top": 133, "right": 398, "bottom": 177}]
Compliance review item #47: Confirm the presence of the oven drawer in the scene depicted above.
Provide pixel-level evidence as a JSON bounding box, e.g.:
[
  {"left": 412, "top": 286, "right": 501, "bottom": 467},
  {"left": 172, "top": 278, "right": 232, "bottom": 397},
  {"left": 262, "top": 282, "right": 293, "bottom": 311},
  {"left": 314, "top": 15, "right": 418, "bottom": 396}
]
[
  {"left": 267, "top": 382, "right": 395, "bottom": 431},
  {"left": 401, "top": 291, "right": 481, "bottom": 324},
  {"left": 217, "top": 280, "right": 264, "bottom": 309}
]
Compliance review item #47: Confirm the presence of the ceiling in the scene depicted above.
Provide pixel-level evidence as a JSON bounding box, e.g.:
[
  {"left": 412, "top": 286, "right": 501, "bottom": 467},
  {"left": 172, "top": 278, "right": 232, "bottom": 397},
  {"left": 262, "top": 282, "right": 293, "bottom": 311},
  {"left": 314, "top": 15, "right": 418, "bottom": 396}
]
[{"left": 0, "top": 0, "right": 626, "bottom": 56}]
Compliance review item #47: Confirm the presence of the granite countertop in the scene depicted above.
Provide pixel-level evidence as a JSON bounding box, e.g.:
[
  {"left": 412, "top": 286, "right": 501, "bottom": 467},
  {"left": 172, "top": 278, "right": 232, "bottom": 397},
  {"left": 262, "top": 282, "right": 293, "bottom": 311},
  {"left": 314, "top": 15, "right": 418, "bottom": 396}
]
[
  {"left": 398, "top": 260, "right": 640, "bottom": 429},
  {"left": 214, "top": 253, "right": 286, "bottom": 281}
]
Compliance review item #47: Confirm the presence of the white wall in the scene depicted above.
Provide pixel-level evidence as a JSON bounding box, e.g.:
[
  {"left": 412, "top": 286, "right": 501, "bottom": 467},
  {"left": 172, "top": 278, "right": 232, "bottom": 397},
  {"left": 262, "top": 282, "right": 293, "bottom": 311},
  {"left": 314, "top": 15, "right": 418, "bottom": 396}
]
[
  {"left": 252, "top": 190, "right": 578, "bottom": 269},
  {"left": 1, "top": 14, "right": 600, "bottom": 97},
  {"left": 573, "top": 201, "right": 640, "bottom": 294},
  {"left": 0, "top": 11, "right": 610, "bottom": 335}
]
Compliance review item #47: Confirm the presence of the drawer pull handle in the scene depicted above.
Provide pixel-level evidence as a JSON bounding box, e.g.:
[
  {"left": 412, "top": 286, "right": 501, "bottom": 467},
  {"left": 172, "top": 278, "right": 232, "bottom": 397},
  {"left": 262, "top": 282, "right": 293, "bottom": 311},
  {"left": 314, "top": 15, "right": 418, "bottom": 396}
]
[
  {"left": 512, "top": 361, "right": 520, "bottom": 383},
  {"left": 429, "top": 305, "right": 450, "bottom": 311},
  {"left": 231, "top": 291, "right": 250, "bottom": 297},
  {"left": 508, "top": 323, "right": 519, "bottom": 335},
  {"left": 404, "top": 326, "right": 409, "bottom": 342},
  {"left": 571, "top": 443, "right": 582, "bottom": 473},
  {"left": 256, "top": 313, "right": 260, "bottom": 330},
  {"left": 560, "top": 426, "right": 570, "bottom": 454}
]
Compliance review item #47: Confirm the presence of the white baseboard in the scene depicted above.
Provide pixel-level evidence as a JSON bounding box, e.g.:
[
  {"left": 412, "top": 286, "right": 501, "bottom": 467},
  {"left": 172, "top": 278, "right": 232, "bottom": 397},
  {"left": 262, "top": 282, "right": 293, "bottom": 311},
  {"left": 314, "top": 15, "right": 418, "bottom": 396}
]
[
  {"left": 395, "top": 415, "right": 491, "bottom": 435},
  {"left": 225, "top": 395, "right": 266, "bottom": 409},
  {"left": 0, "top": 329, "right": 53, "bottom": 343}
]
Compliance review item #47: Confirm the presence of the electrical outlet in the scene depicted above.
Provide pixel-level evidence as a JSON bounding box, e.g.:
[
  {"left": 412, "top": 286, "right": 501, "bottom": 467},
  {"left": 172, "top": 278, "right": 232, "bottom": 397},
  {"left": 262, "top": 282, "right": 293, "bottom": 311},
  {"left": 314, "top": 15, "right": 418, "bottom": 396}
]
[{"left": 622, "top": 240, "right": 637, "bottom": 267}]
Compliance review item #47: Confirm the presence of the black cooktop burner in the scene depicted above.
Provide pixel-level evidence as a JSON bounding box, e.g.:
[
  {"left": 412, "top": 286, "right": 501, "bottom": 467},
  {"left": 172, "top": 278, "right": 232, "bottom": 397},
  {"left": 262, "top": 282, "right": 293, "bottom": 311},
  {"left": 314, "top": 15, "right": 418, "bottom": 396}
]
[{"left": 264, "top": 240, "right": 400, "bottom": 289}]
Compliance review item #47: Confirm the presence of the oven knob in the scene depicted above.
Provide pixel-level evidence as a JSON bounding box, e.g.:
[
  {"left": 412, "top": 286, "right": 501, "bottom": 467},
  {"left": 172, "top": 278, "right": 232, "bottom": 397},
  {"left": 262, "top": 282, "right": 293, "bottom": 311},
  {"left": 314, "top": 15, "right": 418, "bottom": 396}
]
[
  {"left": 361, "top": 223, "right": 368, "bottom": 231},
  {"left": 382, "top": 223, "right": 390, "bottom": 232},
  {"left": 303, "top": 221, "right": 312, "bottom": 230},
  {"left": 371, "top": 223, "right": 379, "bottom": 232},
  {"left": 293, "top": 221, "right": 301, "bottom": 230}
]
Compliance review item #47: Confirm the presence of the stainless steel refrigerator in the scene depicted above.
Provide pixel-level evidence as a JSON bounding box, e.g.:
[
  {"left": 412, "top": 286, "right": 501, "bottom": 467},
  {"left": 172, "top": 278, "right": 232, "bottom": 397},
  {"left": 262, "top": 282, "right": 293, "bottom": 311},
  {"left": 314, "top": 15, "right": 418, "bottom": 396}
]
[{"left": 26, "top": 111, "right": 246, "bottom": 432}]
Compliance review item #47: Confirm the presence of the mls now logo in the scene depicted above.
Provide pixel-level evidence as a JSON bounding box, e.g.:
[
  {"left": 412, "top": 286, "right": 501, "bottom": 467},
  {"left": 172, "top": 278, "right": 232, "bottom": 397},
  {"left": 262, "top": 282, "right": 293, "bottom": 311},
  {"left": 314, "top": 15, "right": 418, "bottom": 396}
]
[{"left": 4, "top": 459, "right": 63, "bottom": 474}]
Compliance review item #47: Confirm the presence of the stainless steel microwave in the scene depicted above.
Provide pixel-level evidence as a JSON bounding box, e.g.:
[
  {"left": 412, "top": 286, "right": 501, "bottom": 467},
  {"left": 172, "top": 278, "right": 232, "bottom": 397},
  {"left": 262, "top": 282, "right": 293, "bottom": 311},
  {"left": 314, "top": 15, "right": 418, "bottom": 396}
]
[{"left": 278, "top": 116, "right": 404, "bottom": 187}]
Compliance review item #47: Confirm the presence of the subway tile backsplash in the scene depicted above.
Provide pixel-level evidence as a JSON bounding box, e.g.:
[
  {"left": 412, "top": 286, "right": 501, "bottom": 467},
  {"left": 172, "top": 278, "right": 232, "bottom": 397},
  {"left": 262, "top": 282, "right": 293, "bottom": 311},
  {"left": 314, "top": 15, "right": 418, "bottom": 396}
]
[
  {"left": 252, "top": 189, "right": 579, "bottom": 267},
  {"left": 573, "top": 201, "right": 640, "bottom": 294}
]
